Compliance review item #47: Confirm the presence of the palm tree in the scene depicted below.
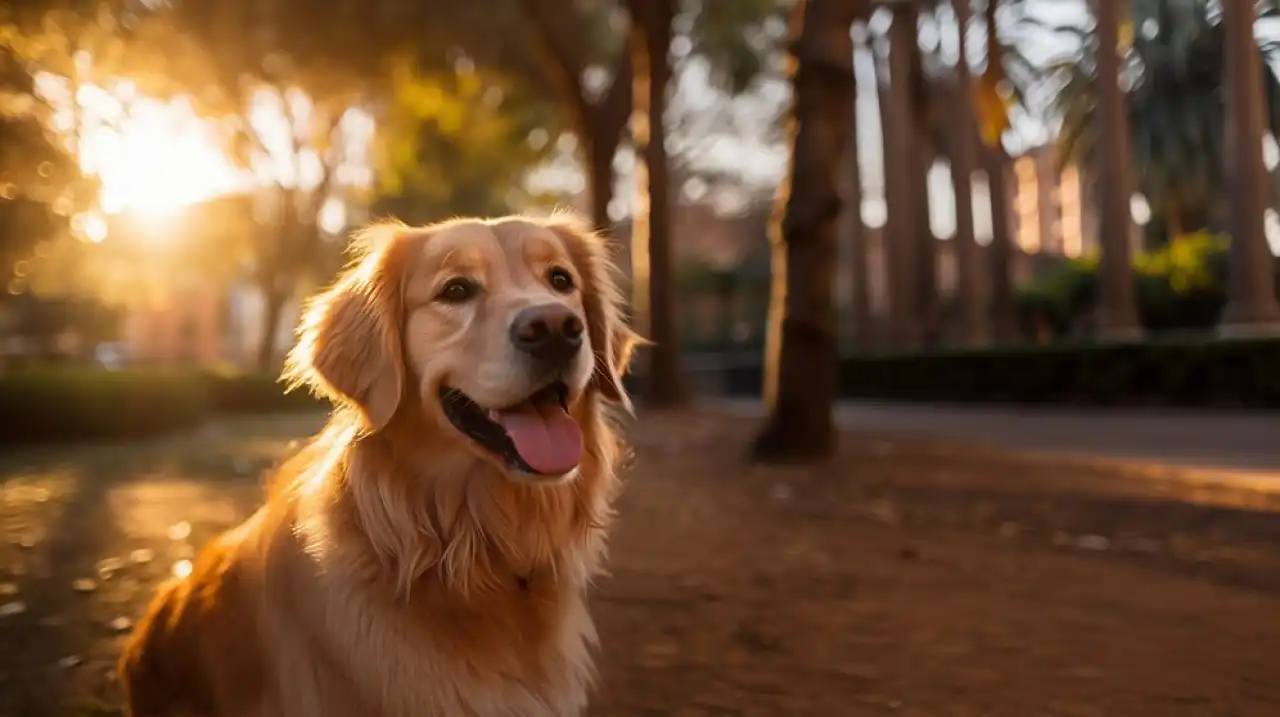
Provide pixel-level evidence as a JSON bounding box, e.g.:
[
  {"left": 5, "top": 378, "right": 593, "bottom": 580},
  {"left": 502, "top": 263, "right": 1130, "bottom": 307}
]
[
  {"left": 975, "top": 0, "right": 1027, "bottom": 340},
  {"left": 843, "top": 17, "right": 873, "bottom": 346},
  {"left": 878, "top": 3, "right": 926, "bottom": 346},
  {"left": 949, "top": 0, "right": 988, "bottom": 344},
  {"left": 628, "top": 0, "right": 687, "bottom": 407},
  {"left": 753, "top": 0, "right": 862, "bottom": 463},
  {"left": 1221, "top": 0, "right": 1280, "bottom": 328},
  {"left": 1043, "top": 0, "right": 1280, "bottom": 244},
  {"left": 1093, "top": 0, "right": 1144, "bottom": 335}
]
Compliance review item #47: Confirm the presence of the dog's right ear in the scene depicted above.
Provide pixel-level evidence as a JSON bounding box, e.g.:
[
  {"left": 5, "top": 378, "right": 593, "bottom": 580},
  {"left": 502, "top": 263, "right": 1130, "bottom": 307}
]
[{"left": 284, "top": 224, "right": 417, "bottom": 432}]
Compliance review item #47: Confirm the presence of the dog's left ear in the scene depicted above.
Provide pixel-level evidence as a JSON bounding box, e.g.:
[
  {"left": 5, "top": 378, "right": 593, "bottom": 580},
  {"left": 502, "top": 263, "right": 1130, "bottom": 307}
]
[
  {"left": 284, "top": 224, "right": 418, "bottom": 431},
  {"left": 547, "top": 214, "right": 644, "bottom": 414}
]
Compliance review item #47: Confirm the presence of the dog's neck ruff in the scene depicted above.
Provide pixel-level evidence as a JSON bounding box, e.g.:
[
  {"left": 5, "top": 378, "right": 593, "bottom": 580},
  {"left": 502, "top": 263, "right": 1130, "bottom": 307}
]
[{"left": 292, "top": 414, "right": 613, "bottom": 602}]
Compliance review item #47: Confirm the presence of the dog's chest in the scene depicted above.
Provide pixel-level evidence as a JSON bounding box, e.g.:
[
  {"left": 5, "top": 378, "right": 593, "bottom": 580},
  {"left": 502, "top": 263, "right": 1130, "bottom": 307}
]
[{"left": 301, "top": 582, "right": 597, "bottom": 717}]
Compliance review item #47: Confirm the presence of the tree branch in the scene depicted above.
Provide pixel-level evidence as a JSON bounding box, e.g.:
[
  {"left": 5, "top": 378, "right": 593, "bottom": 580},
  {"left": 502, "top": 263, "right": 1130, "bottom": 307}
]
[
  {"left": 597, "top": 47, "right": 633, "bottom": 150},
  {"left": 518, "top": 0, "right": 592, "bottom": 132}
]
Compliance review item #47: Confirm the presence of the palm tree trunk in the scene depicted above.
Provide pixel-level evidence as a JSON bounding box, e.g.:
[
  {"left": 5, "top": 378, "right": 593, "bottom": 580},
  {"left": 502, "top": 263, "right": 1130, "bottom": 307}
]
[
  {"left": 629, "top": 0, "right": 687, "bottom": 406},
  {"left": 1093, "top": 0, "right": 1142, "bottom": 338},
  {"left": 985, "top": 145, "right": 1017, "bottom": 341},
  {"left": 752, "top": 0, "right": 859, "bottom": 463},
  {"left": 982, "top": 0, "right": 1016, "bottom": 342},
  {"left": 842, "top": 30, "right": 871, "bottom": 347},
  {"left": 915, "top": 135, "right": 940, "bottom": 344},
  {"left": 908, "top": 20, "right": 939, "bottom": 345},
  {"left": 1220, "top": 0, "right": 1280, "bottom": 331},
  {"left": 951, "top": 0, "right": 988, "bottom": 345},
  {"left": 586, "top": 139, "right": 617, "bottom": 234},
  {"left": 882, "top": 4, "right": 921, "bottom": 347}
]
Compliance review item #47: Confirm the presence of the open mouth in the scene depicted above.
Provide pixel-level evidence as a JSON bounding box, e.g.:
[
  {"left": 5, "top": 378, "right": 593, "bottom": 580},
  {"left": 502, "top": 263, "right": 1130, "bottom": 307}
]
[{"left": 439, "top": 381, "right": 583, "bottom": 476}]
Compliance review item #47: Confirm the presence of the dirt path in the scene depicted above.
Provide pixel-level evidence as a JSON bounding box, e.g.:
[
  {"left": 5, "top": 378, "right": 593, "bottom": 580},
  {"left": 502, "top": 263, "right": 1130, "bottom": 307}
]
[{"left": 2, "top": 411, "right": 1278, "bottom": 717}]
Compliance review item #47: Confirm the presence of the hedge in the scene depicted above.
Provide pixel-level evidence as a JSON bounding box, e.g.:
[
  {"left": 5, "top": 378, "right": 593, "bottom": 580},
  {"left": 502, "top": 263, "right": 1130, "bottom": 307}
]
[
  {"left": 722, "top": 336, "right": 1280, "bottom": 409},
  {"left": 0, "top": 368, "right": 327, "bottom": 445}
]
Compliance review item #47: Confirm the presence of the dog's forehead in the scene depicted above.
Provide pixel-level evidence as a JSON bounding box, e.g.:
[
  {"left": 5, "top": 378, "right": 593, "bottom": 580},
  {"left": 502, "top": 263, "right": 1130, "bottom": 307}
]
[
  {"left": 412, "top": 221, "right": 497, "bottom": 270},
  {"left": 413, "top": 219, "right": 568, "bottom": 273},
  {"left": 490, "top": 219, "right": 570, "bottom": 265}
]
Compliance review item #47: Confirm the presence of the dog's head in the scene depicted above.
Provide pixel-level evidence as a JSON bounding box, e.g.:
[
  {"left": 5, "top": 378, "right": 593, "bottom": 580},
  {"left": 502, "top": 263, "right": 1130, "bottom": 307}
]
[{"left": 285, "top": 213, "right": 638, "bottom": 483}]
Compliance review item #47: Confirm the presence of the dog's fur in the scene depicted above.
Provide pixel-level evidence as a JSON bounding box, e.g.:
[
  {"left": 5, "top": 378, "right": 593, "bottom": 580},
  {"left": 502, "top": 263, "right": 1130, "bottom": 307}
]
[{"left": 118, "top": 214, "right": 639, "bottom": 717}]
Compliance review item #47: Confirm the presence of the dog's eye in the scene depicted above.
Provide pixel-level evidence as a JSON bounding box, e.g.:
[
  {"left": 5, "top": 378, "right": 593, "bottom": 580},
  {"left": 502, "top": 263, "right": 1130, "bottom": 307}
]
[
  {"left": 547, "top": 267, "right": 575, "bottom": 293},
  {"left": 437, "top": 278, "right": 479, "bottom": 304}
]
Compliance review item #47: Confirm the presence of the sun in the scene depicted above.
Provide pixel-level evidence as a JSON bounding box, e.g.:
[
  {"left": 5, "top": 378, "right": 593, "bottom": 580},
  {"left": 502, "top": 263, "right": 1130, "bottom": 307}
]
[{"left": 75, "top": 91, "right": 247, "bottom": 228}]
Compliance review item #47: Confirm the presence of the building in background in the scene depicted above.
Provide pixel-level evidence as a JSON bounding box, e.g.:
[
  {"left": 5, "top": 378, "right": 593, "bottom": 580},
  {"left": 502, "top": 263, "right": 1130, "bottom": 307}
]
[
  {"left": 1009, "top": 144, "right": 1095, "bottom": 258},
  {"left": 122, "top": 279, "right": 300, "bottom": 368}
]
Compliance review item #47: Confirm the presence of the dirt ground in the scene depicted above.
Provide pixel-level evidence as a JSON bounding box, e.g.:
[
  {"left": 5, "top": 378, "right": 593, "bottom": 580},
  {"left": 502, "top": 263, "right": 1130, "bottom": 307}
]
[{"left": 1, "top": 409, "right": 1278, "bottom": 717}]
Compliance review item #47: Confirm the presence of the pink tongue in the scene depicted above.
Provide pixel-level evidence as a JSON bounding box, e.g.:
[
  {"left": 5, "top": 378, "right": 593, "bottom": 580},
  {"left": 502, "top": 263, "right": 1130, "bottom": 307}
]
[{"left": 492, "top": 400, "right": 583, "bottom": 475}]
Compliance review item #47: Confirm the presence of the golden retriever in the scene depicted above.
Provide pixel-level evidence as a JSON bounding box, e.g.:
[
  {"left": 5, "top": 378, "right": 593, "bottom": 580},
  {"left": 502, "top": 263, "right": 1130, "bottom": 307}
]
[{"left": 118, "top": 214, "right": 639, "bottom": 717}]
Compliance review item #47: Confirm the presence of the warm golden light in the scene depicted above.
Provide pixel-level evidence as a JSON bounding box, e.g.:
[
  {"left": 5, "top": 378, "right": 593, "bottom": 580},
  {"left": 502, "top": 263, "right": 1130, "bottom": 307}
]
[
  {"left": 37, "top": 72, "right": 375, "bottom": 246},
  {"left": 78, "top": 95, "right": 245, "bottom": 223}
]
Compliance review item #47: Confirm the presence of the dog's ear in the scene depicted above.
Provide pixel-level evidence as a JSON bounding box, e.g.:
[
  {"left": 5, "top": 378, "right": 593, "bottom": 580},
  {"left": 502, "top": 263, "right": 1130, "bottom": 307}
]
[
  {"left": 284, "top": 224, "right": 418, "bottom": 431},
  {"left": 547, "top": 212, "right": 645, "bottom": 414}
]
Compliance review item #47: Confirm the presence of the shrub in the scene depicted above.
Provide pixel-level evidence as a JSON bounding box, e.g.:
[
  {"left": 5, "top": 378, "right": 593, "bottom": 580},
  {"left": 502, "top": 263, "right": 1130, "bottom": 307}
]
[
  {"left": 722, "top": 336, "right": 1280, "bottom": 409},
  {"left": 0, "top": 368, "right": 330, "bottom": 445},
  {"left": 202, "top": 370, "right": 327, "bottom": 414},
  {"left": 0, "top": 368, "right": 210, "bottom": 444}
]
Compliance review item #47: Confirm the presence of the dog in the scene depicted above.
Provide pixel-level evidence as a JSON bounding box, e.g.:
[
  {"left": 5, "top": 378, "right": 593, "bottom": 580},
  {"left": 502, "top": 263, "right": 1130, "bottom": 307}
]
[{"left": 117, "top": 214, "right": 640, "bottom": 717}]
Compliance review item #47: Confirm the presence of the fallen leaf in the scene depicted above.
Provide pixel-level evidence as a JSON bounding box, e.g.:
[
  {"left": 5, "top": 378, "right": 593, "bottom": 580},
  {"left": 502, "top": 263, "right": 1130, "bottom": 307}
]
[
  {"left": 97, "top": 557, "right": 125, "bottom": 578},
  {"left": 72, "top": 578, "right": 98, "bottom": 593},
  {"left": 0, "top": 601, "right": 26, "bottom": 617},
  {"left": 1075, "top": 535, "right": 1111, "bottom": 551}
]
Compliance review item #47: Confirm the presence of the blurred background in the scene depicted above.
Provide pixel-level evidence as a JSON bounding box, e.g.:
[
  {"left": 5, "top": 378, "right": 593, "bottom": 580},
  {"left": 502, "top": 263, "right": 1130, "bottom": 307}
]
[{"left": 2, "top": 0, "right": 1279, "bottom": 427}]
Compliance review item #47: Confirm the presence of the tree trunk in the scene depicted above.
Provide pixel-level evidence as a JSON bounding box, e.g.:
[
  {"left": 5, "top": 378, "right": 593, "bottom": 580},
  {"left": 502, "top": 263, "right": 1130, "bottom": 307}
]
[
  {"left": 914, "top": 135, "right": 939, "bottom": 345},
  {"left": 881, "top": 5, "right": 920, "bottom": 347},
  {"left": 629, "top": 0, "right": 686, "bottom": 407},
  {"left": 255, "top": 278, "right": 289, "bottom": 371},
  {"left": 519, "top": 0, "right": 631, "bottom": 235},
  {"left": 985, "top": 146, "right": 1017, "bottom": 341},
  {"left": 980, "top": 0, "right": 1016, "bottom": 342},
  {"left": 907, "top": 23, "right": 939, "bottom": 346},
  {"left": 1094, "top": 0, "right": 1143, "bottom": 338},
  {"left": 752, "top": 0, "right": 858, "bottom": 464},
  {"left": 1220, "top": 0, "right": 1280, "bottom": 331},
  {"left": 950, "top": 0, "right": 988, "bottom": 346},
  {"left": 841, "top": 60, "right": 871, "bottom": 347},
  {"left": 586, "top": 135, "right": 617, "bottom": 234}
]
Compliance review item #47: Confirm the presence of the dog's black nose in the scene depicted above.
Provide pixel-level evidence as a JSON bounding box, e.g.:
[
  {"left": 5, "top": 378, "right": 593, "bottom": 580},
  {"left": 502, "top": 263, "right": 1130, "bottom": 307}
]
[{"left": 510, "top": 303, "right": 585, "bottom": 366}]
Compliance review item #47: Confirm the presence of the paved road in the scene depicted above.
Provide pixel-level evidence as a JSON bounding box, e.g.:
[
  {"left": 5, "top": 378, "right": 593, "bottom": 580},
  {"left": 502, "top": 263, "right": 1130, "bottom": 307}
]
[{"left": 718, "top": 399, "right": 1280, "bottom": 479}]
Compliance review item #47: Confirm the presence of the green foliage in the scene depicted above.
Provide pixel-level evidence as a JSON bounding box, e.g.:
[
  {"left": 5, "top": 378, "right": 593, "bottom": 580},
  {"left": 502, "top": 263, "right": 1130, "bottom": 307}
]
[
  {"left": 689, "top": 0, "right": 789, "bottom": 93},
  {"left": 1014, "top": 256, "right": 1099, "bottom": 336},
  {"left": 0, "top": 368, "right": 325, "bottom": 444},
  {"left": 724, "top": 336, "right": 1280, "bottom": 408},
  {"left": 1039, "top": 0, "right": 1280, "bottom": 237},
  {"left": 372, "top": 58, "right": 562, "bottom": 222},
  {"left": 1016, "top": 231, "right": 1250, "bottom": 336},
  {"left": 0, "top": 17, "right": 96, "bottom": 284}
]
